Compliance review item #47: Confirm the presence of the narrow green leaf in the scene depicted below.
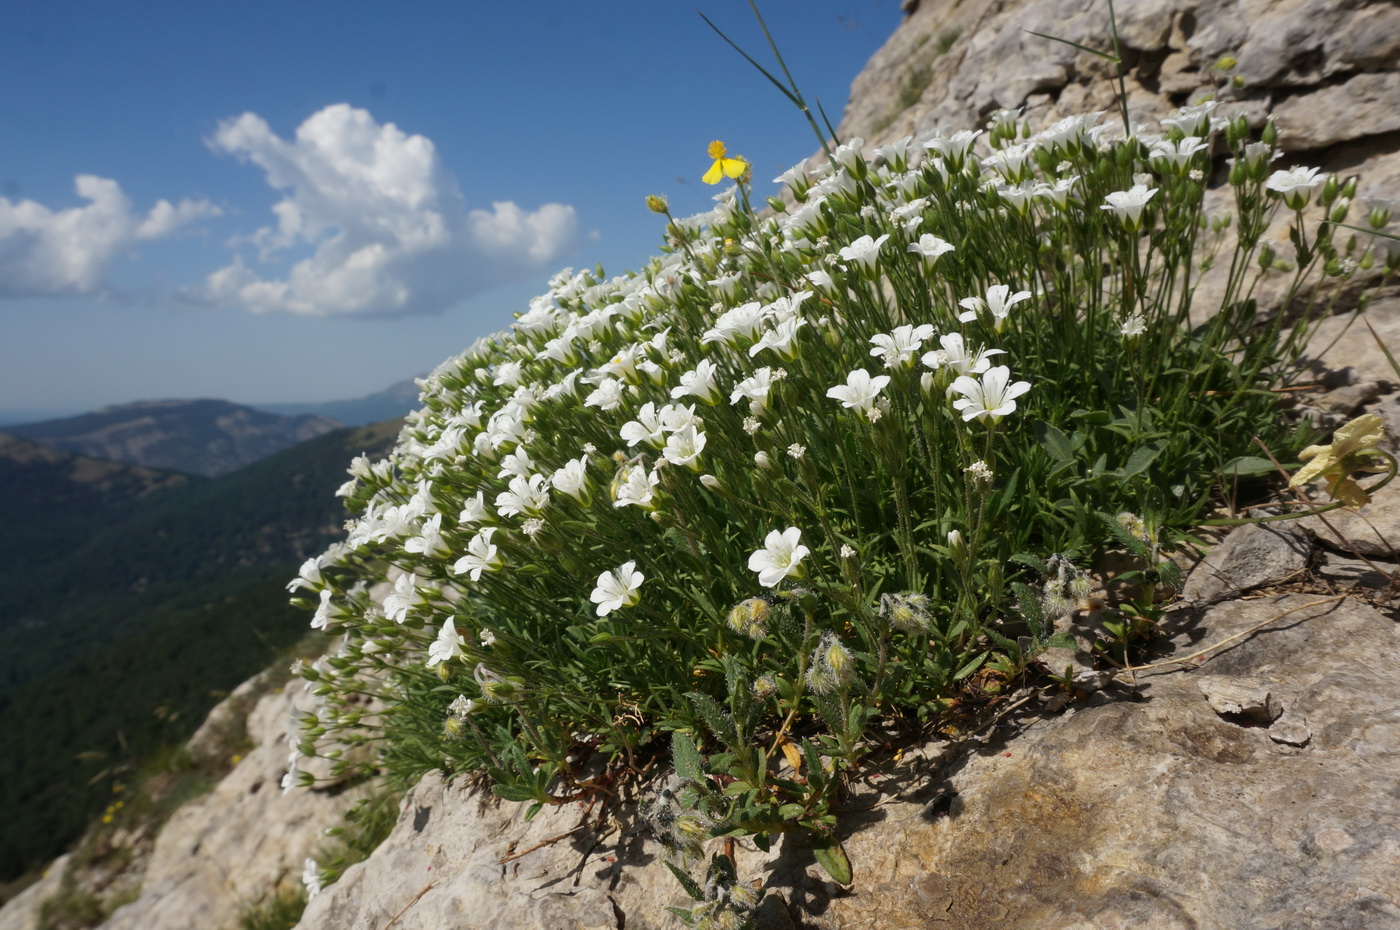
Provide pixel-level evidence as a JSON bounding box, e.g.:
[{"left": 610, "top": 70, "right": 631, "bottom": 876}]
[
  {"left": 1123, "top": 443, "right": 1162, "bottom": 478},
  {"left": 1024, "top": 29, "right": 1120, "bottom": 62},
  {"left": 1221, "top": 455, "right": 1276, "bottom": 476},
  {"left": 665, "top": 860, "right": 705, "bottom": 901},
  {"left": 811, "top": 835, "right": 853, "bottom": 885}
]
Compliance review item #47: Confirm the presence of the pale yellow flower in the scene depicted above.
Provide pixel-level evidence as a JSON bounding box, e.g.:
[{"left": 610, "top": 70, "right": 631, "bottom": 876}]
[{"left": 1288, "top": 413, "right": 1388, "bottom": 507}]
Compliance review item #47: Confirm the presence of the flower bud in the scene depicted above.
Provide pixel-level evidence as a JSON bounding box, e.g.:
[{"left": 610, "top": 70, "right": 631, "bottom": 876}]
[
  {"left": 754, "top": 451, "right": 773, "bottom": 469},
  {"left": 1262, "top": 120, "right": 1278, "bottom": 147},
  {"left": 645, "top": 194, "right": 669, "bottom": 214},
  {"left": 1214, "top": 55, "right": 1237, "bottom": 71},
  {"left": 947, "top": 529, "right": 964, "bottom": 548},
  {"left": 1320, "top": 174, "right": 1340, "bottom": 207}
]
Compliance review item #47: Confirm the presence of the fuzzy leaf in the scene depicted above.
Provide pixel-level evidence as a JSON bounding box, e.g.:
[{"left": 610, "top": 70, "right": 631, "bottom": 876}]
[
  {"left": 811, "top": 835, "right": 854, "bottom": 885},
  {"left": 672, "top": 730, "right": 704, "bottom": 781},
  {"left": 665, "top": 860, "right": 705, "bottom": 901}
]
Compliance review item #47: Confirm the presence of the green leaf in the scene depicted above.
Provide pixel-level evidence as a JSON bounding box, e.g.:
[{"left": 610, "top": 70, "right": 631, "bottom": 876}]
[
  {"left": 687, "top": 691, "right": 740, "bottom": 746},
  {"left": 672, "top": 730, "right": 704, "bottom": 781},
  {"left": 754, "top": 832, "right": 773, "bottom": 852},
  {"left": 524, "top": 801, "right": 543, "bottom": 822},
  {"left": 811, "top": 835, "right": 853, "bottom": 885},
  {"left": 1221, "top": 455, "right": 1276, "bottom": 476},
  {"left": 1024, "top": 28, "right": 1121, "bottom": 62},
  {"left": 491, "top": 784, "right": 540, "bottom": 803},
  {"left": 1037, "top": 423, "right": 1081, "bottom": 464},
  {"left": 665, "top": 860, "right": 705, "bottom": 901},
  {"left": 953, "top": 651, "right": 987, "bottom": 681},
  {"left": 1123, "top": 443, "right": 1162, "bottom": 478}
]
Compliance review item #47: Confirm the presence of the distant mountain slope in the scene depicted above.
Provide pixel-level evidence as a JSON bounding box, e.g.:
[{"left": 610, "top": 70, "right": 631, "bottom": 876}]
[
  {"left": 7, "top": 399, "right": 343, "bottom": 476},
  {"left": 0, "top": 433, "right": 195, "bottom": 572},
  {"left": 0, "top": 418, "right": 402, "bottom": 881},
  {"left": 254, "top": 376, "right": 422, "bottom": 426}
]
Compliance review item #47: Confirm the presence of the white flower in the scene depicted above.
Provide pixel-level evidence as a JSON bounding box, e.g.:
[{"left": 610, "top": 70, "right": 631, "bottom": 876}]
[
  {"left": 840, "top": 544, "right": 856, "bottom": 559},
  {"left": 453, "top": 527, "right": 502, "bottom": 581},
  {"left": 827, "top": 368, "right": 891, "bottom": 413},
  {"left": 659, "top": 402, "right": 701, "bottom": 434},
  {"left": 663, "top": 425, "right": 708, "bottom": 470},
  {"left": 1266, "top": 166, "right": 1324, "bottom": 209},
  {"left": 620, "top": 402, "right": 666, "bottom": 448},
  {"left": 427, "top": 618, "right": 465, "bottom": 667},
  {"left": 908, "top": 233, "right": 955, "bottom": 264},
  {"left": 404, "top": 512, "right": 450, "bottom": 557},
  {"left": 701, "top": 301, "right": 765, "bottom": 346},
  {"left": 949, "top": 365, "right": 1031, "bottom": 422},
  {"left": 787, "top": 443, "right": 806, "bottom": 459},
  {"left": 748, "top": 527, "right": 811, "bottom": 588},
  {"left": 551, "top": 457, "right": 589, "bottom": 501},
  {"left": 959, "top": 283, "right": 1031, "bottom": 333},
  {"left": 922, "top": 332, "right": 1005, "bottom": 385},
  {"left": 590, "top": 561, "right": 644, "bottom": 616},
  {"left": 497, "top": 448, "right": 534, "bottom": 480},
  {"left": 749, "top": 316, "right": 807, "bottom": 360},
  {"left": 383, "top": 572, "right": 417, "bottom": 624},
  {"left": 288, "top": 556, "right": 324, "bottom": 593},
  {"left": 870, "top": 324, "right": 936, "bottom": 369},
  {"left": 670, "top": 358, "right": 721, "bottom": 404},
  {"left": 1101, "top": 184, "right": 1158, "bottom": 229},
  {"left": 1120, "top": 313, "right": 1147, "bottom": 338},
  {"left": 584, "top": 378, "right": 626, "bottom": 411},
  {"left": 497, "top": 474, "right": 550, "bottom": 518},
  {"left": 838, "top": 234, "right": 890, "bottom": 270},
  {"left": 1149, "top": 136, "right": 1208, "bottom": 171},
  {"left": 730, "top": 367, "right": 775, "bottom": 413},
  {"left": 459, "top": 490, "right": 490, "bottom": 525},
  {"left": 613, "top": 464, "right": 659, "bottom": 509},
  {"left": 302, "top": 858, "right": 323, "bottom": 900},
  {"left": 492, "top": 360, "right": 523, "bottom": 388},
  {"left": 479, "top": 629, "right": 497, "bottom": 647},
  {"left": 805, "top": 268, "right": 835, "bottom": 289}
]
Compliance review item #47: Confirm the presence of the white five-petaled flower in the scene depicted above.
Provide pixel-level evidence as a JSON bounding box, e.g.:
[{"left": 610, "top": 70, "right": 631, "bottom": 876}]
[
  {"left": 383, "top": 572, "right": 417, "bottom": 624},
  {"left": 550, "top": 457, "right": 589, "bottom": 501},
  {"left": 1101, "top": 184, "right": 1158, "bottom": 230},
  {"left": 583, "top": 378, "right": 626, "bottom": 411},
  {"left": 613, "top": 464, "right": 660, "bottom": 509},
  {"left": 670, "top": 358, "right": 721, "bottom": 404},
  {"left": 453, "top": 527, "right": 502, "bottom": 581},
  {"left": 908, "top": 234, "right": 954, "bottom": 263},
  {"left": 922, "top": 332, "right": 1006, "bottom": 384},
  {"left": 870, "top": 324, "right": 936, "bottom": 368},
  {"left": 827, "top": 368, "right": 892, "bottom": 413},
  {"left": 302, "top": 858, "right": 323, "bottom": 901},
  {"left": 459, "top": 490, "right": 490, "bottom": 525},
  {"left": 749, "top": 527, "right": 811, "bottom": 588},
  {"left": 404, "top": 512, "right": 451, "bottom": 557},
  {"left": 730, "top": 367, "right": 776, "bottom": 414},
  {"left": 838, "top": 233, "right": 890, "bottom": 271},
  {"left": 427, "top": 618, "right": 466, "bottom": 667},
  {"left": 495, "top": 474, "right": 550, "bottom": 518},
  {"left": 949, "top": 365, "right": 1032, "bottom": 422},
  {"left": 958, "top": 283, "right": 1031, "bottom": 333},
  {"left": 749, "top": 316, "right": 807, "bottom": 360},
  {"left": 620, "top": 402, "right": 666, "bottom": 448},
  {"left": 590, "top": 561, "right": 644, "bottom": 616},
  {"left": 1266, "top": 166, "right": 1324, "bottom": 210},
  {"left": 662, "top": 425, "right": 707, "bottom": 470}
]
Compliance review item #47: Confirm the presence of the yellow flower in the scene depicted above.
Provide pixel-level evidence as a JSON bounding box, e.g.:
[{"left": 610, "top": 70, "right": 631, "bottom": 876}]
[
  {"left": 1288, "top": 413, "right": 1388, "bottom": 507},
  {"left": 702, "top": 140, "right": 747, "bottom": 185}
]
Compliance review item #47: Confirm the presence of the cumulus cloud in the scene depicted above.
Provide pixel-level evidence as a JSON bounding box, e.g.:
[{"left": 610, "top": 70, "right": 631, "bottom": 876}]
[
  {"left": 0, "top": 176, "right": 219, "bottom": 298},
  {"left": 203, "top": 104, "right": 579, "bottom": 318}
]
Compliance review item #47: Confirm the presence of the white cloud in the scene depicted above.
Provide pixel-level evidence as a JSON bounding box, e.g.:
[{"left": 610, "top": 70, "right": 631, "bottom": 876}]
[
  {"left": 203, "top": 104, "right": 579, "bottom": 318},
  {"left": 0, "top": 175, "right": 219, "bottom": 298}
]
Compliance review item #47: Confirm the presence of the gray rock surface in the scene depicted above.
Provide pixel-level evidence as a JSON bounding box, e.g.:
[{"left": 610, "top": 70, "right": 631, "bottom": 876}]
[
  {"left": 294, "top": 594, "right": 1400, "bottom": 929},
  {"left": 1301, "top": 482, "right": 1400, "bottom": 559},
  {"left": 0, "top": 856, "right": 70, "bottom": 930},
  {"left": 93, "top": 683, "right": 365, "bottom": 930},
  {"left": 1182, "top": 521, "right": 1312, "bottom": 602}
]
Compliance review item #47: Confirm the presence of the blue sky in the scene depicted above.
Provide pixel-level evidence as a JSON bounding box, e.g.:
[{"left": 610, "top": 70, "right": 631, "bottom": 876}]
[{"left": 0, "top": 0, "right": 902, "bottom": 423}]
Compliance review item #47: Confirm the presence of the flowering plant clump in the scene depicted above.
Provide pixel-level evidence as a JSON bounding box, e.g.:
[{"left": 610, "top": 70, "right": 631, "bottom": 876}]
[{"left": 286, "top": 100, "right": 1394, "bottom": 897}]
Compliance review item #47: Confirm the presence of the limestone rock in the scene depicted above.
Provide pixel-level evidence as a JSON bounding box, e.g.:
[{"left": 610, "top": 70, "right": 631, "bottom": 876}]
[
  {"left": 0, "top": 855, "right": 70, "bottom": 930},
  {"left": 1300, "top": 482, "right": 1400, "bottom": 559},
  {"left": 1196, "top": 674, "right": 1282, "bottom": 723},
  {"left": 1182, "top": 521, "right": 1312, "bottom": 603},
  {"left": 94, "top": 683, "right": 364, "bottom": 930},
  {"left": 295, "top": 594, "right": 1400, "bottom": 929}
]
